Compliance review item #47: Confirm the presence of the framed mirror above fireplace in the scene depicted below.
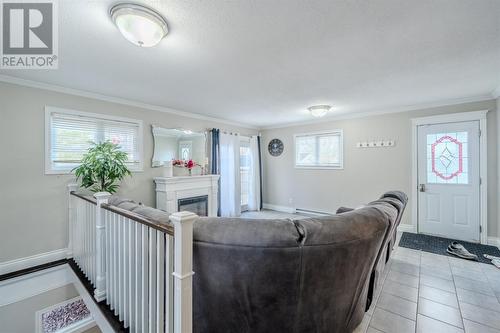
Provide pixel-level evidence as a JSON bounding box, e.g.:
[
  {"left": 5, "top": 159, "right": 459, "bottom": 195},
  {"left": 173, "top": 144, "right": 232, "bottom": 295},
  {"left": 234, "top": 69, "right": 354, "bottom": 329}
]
[{"left": 151, "top": 126, "right": 207, "bottom": 175}]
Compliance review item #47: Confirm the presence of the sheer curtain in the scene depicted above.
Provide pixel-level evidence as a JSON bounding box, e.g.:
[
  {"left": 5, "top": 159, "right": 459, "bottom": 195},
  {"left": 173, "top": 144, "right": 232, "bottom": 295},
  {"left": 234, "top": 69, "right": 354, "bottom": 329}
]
[
  {"left": 219, "top": 132, "right": 241, "bottom": 217},
  {"left": 248, "top": 136, "right": 262, "bottom": 211}
]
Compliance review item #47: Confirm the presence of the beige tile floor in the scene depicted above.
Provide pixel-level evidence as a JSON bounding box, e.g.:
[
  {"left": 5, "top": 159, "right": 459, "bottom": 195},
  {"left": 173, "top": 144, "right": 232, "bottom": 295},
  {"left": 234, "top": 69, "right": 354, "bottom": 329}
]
[
  {"left": 354, "top": 234, "right": 500, "bottom": 333},
  {"left": 239, "top": 211, "right": 500, "bottom": 332}
]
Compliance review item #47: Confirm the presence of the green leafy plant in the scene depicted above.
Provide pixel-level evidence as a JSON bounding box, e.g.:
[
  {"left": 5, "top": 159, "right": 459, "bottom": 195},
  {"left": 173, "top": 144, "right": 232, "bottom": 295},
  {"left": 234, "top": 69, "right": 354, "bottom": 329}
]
[{"left": 73, "top": 141, "right": 131, "bottom": 193}]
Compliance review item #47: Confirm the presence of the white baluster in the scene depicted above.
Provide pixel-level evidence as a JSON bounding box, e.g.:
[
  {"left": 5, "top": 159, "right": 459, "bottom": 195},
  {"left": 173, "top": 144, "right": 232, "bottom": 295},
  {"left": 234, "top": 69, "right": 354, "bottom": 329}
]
[
  {"left": 129, "top": 219, "right": 136, "bottom": 331},
  {"left": 118, "top": 216, "right": 124, "bottom": 321},
  {"left": 165, "top": 234, "right": 174, "bottom": 333},
  {"left": 124, "top": 218, "right": 130, "bottom": 328},
  {"left": 141, "top": 225, "right": 149, "bottom": 333},
  {"left": 85, "top": 202, "right": 89, "bottom": 278},
  {"left": 149, "top": 228, "right": 157, "bottom": 333},
  {"left": 113, "top": 213, "right": 118, "bottom": 315},
  {"left": 157, "top": 233, "right": 165, "bottom": 333},
  {"left": 135, "top": 222, "right": 142, "bottom": 333}
]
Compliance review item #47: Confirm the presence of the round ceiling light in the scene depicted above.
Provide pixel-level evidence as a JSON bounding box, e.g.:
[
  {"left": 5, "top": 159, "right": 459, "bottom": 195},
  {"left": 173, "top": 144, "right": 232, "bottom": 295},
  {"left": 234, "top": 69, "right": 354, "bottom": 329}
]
[
  {"left": 308, "top": 105, "right": 331, "bottom": 118},
  {"left": 110, "top": 3, "right": 168, "bottom": 47}
]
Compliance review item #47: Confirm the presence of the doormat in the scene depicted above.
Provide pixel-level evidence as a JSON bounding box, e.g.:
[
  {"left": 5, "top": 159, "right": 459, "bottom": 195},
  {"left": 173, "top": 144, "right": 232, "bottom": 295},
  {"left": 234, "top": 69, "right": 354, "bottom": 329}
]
[{"left": 399, "top": 232, "right": 500, "bottom": 264}]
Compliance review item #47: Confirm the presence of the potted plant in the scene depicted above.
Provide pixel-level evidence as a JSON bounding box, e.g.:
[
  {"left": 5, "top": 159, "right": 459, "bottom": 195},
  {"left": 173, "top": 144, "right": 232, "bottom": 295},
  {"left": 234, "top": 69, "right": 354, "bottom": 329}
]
[{"left": 73, "top": 141, "right": 131, "bottom": 193}]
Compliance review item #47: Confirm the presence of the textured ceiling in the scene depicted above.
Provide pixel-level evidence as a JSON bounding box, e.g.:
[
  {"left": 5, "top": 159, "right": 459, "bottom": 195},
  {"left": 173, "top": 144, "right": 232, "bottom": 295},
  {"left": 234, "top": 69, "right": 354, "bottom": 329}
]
[{"left": 1, "top": 0, "right": 499, "bottom": 127}]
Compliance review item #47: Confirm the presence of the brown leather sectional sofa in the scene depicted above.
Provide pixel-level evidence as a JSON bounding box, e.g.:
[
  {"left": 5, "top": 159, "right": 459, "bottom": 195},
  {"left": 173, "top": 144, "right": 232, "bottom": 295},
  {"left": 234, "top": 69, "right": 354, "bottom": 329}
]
[{"left": 193, "top": 191, "right": 408, "bottom": 333}]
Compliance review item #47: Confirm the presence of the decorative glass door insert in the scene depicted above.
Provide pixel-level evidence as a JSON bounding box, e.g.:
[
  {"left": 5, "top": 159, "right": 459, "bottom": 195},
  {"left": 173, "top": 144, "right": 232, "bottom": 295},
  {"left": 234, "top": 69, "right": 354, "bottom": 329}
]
[{"left": 426, "top": 132, "right": 468, "bottom": 184}]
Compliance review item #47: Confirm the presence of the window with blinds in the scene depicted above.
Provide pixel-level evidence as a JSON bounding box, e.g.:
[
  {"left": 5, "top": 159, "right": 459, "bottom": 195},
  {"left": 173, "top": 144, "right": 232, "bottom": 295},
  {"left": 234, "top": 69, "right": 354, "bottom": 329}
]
[
  {"left": 45, "top": 107, "right": 143, "bottom": 173},
  {"left": 294, "top": 130, "right": 343, "bottom": 169}
]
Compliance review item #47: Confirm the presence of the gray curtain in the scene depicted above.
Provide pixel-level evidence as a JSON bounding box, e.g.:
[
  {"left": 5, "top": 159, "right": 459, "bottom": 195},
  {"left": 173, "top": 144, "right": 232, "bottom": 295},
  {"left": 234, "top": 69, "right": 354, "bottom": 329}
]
[
  {"left": 257, "top": 135, "right": 263, "bottom": 210},
  {"left": 210, "top": 129, "right": 221, "bottom": 216}
]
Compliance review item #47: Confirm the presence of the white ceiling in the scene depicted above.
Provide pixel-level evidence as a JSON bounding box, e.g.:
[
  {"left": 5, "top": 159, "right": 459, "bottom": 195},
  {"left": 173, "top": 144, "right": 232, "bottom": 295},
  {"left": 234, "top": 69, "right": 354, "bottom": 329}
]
[{"left": 1, "top": 0, "right": 499, "bottom": 128}]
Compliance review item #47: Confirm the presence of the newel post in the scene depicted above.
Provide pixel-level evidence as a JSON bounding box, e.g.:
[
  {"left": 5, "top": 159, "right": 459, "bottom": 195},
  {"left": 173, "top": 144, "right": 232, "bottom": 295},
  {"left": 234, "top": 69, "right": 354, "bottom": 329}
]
[
  {"left": 94, "top": 191, "right": 111, "bottom": 302},
  {"left": 170, "top": 211, "right": 198, "bottom": 333},
  {"left": 67, "top": 183, "right": 79, "bottom": 259}
]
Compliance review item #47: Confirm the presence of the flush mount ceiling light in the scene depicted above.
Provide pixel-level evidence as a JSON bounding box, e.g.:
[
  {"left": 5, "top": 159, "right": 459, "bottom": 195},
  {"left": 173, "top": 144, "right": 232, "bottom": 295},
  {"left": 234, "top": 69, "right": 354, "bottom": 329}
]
[
  {"left": 110, "top": 3, "right": 168, "bottom": 47},
  {"left": 308, "top": 105, "right": 331, "bottom": 118}
]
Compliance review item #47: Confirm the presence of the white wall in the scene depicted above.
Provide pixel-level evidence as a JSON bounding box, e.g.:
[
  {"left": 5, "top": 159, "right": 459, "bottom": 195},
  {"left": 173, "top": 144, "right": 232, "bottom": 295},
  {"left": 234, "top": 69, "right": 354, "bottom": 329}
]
[
  {"left": 0, "top": 82, "right": 256, "bottom": 263},
  {"left": 261, "top": 100, "right": 499, "bottom": 238}
]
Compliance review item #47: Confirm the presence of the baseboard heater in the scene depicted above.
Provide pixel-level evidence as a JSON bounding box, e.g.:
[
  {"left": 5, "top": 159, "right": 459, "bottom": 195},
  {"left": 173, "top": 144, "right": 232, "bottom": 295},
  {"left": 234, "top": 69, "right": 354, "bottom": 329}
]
[{"left": 295, "top": 208, "right": 333, "bottom": 216}]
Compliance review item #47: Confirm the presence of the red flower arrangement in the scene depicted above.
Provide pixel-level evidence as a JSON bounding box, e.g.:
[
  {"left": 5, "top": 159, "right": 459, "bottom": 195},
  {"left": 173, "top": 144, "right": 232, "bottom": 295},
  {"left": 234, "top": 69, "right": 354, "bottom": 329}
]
[{"left": 172, "top": 159, "right": 197, "bottom": 169}]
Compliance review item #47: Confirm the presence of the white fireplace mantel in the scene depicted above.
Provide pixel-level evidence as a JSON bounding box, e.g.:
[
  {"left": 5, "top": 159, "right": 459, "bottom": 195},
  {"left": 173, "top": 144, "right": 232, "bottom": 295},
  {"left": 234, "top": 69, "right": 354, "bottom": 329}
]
[{"left": 154, "top": 175, "right": 220, "bottom": 216}]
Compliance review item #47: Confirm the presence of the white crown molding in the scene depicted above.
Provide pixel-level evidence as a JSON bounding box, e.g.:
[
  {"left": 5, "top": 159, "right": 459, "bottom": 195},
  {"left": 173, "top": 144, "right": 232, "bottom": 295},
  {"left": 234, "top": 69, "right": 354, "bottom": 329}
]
[
  {"left": 0, "top": 74, "right": 496, "bottom": 130},
  {"left": 492, "top": 85, "right": 500, "bottom": 99},
  {"left": 0, "top": 248, "right": 69, "bottom": 275},
  {"left": 261, "top": 94, "right": 494, "bottom": 130},
  {"left": 0, "top": 74, "right": 258, "bottom": 130}
]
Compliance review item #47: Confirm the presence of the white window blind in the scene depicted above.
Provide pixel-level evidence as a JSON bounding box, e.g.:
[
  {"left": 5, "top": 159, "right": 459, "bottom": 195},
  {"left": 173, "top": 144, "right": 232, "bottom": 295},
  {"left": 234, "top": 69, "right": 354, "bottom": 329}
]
[
  {"left": 295, "top": 130, "right": 343, "bottom": 169},
  {"left": 46, "top": 108, "right": 142, "bottom": 173}
]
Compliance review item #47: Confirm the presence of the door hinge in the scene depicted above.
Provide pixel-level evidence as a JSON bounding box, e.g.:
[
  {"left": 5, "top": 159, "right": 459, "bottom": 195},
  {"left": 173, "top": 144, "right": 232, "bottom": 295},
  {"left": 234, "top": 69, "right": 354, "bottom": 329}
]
[
  {"left": 479, "top": 129, "right": 482, "bottom": 137},
  {"left": 480, "top": 177, "right": 482, "bottom": 185},
  {"left": 480, "top": 225, "right": 482, "bottom": 233}
]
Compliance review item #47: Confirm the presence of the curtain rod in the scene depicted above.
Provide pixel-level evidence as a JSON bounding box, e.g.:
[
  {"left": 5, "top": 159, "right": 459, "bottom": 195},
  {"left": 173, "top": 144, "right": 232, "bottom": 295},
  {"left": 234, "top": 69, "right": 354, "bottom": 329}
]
[{"left": 209, "top": 128, "right": 260, "bottom": 137}]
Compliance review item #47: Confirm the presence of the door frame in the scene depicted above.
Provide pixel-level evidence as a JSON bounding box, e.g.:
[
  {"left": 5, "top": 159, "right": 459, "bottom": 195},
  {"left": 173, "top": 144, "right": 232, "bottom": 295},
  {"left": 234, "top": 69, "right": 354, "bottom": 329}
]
[{"left": 411, "top": 110, "right": 488, "bottom": 244}]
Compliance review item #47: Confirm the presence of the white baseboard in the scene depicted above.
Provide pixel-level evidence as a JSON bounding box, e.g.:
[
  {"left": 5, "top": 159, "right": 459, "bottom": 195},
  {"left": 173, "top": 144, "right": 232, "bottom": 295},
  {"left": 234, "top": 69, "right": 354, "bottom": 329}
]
[
  {"left": 0, "top": 248, "right": 69, "bottom": 275},
  {"left": 397, "top": 224, "right": 416, "bottom": 233},
  {"left": 262, "top": 203, "right": 296, "bottom": 214},
  {"left": 488, "top": 237, "right": 500, "bottom": 249}
]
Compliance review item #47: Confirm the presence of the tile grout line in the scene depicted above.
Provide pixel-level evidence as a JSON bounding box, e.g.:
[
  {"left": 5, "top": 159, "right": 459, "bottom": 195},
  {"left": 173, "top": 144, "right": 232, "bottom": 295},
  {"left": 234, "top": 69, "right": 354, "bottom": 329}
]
[
  {"left": 449, "top": 256, "right": 466, "bottom": 331},
  {"left": 417, "top": 256, "right": 468, "bottom": 330},
  {"left": 415, "top": 250, "right": 421, "bottom": 333},
  {"left": 366, "top": 251, "right": 405, "bottom": 333},
  {"left": 367, "top": 248, "right": 421, "bottom": 332}
]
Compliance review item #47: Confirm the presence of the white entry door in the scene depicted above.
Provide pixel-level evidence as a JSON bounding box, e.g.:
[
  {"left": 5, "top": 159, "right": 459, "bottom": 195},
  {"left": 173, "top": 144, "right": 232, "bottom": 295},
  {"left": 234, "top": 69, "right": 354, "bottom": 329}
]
[{"left": 417, "top": 121, "right": 480, "bottom": 242}]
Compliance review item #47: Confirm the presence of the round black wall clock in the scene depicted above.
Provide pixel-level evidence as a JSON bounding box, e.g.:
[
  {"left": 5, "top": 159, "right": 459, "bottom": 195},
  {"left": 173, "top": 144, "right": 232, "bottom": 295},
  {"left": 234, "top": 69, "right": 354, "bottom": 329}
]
[{"left": 268, "top": 139, "right": 284, "bottom": 156}]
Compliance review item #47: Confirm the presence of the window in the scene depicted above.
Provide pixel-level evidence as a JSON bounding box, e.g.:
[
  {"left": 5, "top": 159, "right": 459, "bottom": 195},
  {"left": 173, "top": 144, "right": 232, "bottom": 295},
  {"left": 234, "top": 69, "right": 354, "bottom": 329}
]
[
  {"left": 295, "top": 130, "right": 343, "bottom": 169},
  {"left": 45, "top": 107, "right": 143, "bottom": 174},
  {"left": 179, "top": 141, "right": 193, "bottom": 160},
  {"left": 240, "top": 139, "right": 251, "bottom": 210},
  {"left": 426, "top": 132, "right": 468, "bottom": 184}
]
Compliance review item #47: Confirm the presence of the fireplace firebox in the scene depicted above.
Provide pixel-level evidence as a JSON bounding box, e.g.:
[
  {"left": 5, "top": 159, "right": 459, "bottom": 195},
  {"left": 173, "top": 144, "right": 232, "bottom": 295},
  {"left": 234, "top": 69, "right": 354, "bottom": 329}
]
[{"left": 178, "top": 195, "right": 208, "bottom": 216}]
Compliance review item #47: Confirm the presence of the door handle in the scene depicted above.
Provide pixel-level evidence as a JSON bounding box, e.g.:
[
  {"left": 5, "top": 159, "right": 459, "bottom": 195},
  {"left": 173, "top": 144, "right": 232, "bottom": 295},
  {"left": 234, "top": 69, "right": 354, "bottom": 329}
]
[{"left": 419, "top": 184, "right": 426, "bottom": 192}]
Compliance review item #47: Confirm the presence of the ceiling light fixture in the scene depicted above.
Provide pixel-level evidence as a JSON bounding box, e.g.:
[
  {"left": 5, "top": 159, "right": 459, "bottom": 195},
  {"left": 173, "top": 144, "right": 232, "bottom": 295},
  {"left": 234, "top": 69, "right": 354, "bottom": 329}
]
[
  {"left": 110, "top": 3, "right": 168, "bottom": 47},
  {"left": 308, "top": 105, "right": 331, "bottom": 118}
]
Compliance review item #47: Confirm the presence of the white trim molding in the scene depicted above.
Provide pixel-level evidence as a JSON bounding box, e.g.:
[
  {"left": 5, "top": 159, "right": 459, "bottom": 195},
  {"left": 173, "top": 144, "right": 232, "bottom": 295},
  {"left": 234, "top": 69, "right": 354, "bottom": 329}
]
[
  {"left": 411, "top": 110, "right": 489, "bottom": 244},
  {"left": 397, "top": 224, "right": 417, "bottom": 233},
  {"left": 492, "top": 86, "right": 500, "bottom": 99},
  {"left": 0, "top": 248, "right": 69, "bottom": 275},
  {"left": 261, "top": 95, "right": 494, "bottom": 130},
  {"left": 488, "top": 237, "right": 500, "bottom": 250},
  {"left": 0, "top": 264, "right": 114, "bottom": 332},
  {"left": 263, "top": 203, "right": 296, "bottom": 214},
  {"left": 0, "top": 74, "right": 258, "bottom": 130}
]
